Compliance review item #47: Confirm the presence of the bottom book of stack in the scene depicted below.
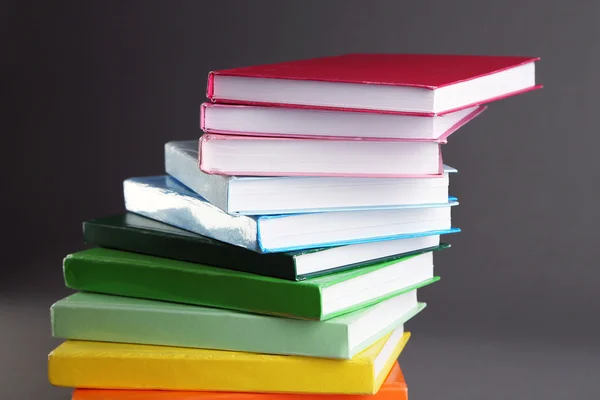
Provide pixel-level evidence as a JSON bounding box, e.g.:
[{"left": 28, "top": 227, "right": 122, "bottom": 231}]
[{"left": 70, "top": 361, "right": 408, "bottom": 400}]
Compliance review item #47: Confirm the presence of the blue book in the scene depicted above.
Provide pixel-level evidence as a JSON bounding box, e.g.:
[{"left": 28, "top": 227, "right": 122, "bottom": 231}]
[
  {"left": 124, "top": 175, "right": 459, "bottom": 253},
  {"left": 165, "top": 140, "right": 457, "bottom": 216}
]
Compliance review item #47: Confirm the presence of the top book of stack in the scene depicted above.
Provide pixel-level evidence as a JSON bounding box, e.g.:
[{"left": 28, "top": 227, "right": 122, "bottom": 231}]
[{"left": 206, "top": 53, "right": 541, "bottom": 116}]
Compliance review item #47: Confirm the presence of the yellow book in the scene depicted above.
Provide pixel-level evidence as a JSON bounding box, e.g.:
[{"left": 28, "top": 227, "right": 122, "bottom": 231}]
[{"left": 48, "top": 328, "right": 409, "bottom": 395}]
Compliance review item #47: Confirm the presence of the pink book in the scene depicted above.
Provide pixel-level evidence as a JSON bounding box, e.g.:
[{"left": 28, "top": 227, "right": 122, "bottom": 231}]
[
  {"left": 199, "top": 134, "right": 445, "bottom": 178},
  {"left": 200, "top": 103, "right": 486, "bottom": 142},
  {"left": 206, "top": 53, "right": 541, "bottom": 116}
]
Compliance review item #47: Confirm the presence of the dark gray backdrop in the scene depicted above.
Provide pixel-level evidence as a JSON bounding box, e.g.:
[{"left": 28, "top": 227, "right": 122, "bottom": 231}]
[{"left": 3, "top": 1, "right": 599, "bottom": 399}]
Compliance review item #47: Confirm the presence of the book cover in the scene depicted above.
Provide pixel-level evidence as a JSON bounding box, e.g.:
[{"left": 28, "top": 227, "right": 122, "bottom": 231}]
[
  {"left": 71, "top": 362, "right": 408, "bottom": 400},
  {"left": 48, "top": 329, "right": 410, "bottom": 394},
  {"left": 207, "top": 53, "right": 541, "bottom": 115},
  {"left": 124, "top": 175, "right": 460, "bottom": 253},
  {"left": 166, "top": 139, "right": 457, "bottom": 215},
  {"left": 62, "top": 247, "right": 443, "bottom": 320},
  {"left": 51, "top": 291, "right": 424, "bottom": 359}
]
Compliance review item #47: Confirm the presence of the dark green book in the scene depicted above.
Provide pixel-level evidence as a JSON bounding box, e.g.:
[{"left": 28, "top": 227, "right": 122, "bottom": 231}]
[
  {"left": 83, "top": 213, "right": 449, "bottom": 281},
  {"left": 63, "top": 247, "right": 446, "bottom": 320}
]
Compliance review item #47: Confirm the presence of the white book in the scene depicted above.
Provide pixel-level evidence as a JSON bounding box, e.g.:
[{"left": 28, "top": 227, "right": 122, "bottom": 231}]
[
  {"left": 165, "top": 140, "right": 456, "bottom": 215},
  {"left": 199, "top": 134, "right": 443, "bottom": 177},
  {"left": 201, "top": 103, "right": 485, "bottom": 140}
]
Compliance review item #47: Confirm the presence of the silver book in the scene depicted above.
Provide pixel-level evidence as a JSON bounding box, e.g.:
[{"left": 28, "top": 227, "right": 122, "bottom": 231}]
[
  {"left": 123, "top": 175, "right": 458, "bottom": 254},
  {"left": 165, "top": 139, "right": 456, "bottom": 216}
]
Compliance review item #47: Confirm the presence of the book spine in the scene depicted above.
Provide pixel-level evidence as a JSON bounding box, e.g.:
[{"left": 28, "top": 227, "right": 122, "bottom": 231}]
[
  {"left": 63, "top": 253, "right": 323, "bottom": 320},
  {"left": 199, "top": 103, "right": 208, "bottom": 131},
  {"left": 206, "top": 71, "right": 215, "bottom": 100}
]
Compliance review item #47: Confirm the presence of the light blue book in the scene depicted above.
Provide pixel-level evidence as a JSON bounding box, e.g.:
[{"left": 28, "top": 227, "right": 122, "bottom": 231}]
[
  {"left": 165, "top": 140, "right": 457, "bottom": 216},
  {"left": 124, "top": 175, "right": 459, "bottom": 253}
]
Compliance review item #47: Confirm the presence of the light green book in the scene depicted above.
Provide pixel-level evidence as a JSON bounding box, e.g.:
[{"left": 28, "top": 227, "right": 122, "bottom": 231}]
[{"left": 51, "top": 291, "right": 425, "bottom": 359}]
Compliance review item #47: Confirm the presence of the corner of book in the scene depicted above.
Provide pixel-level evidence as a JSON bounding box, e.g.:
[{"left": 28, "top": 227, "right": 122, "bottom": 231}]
[
  {"left": 47, "top": 361, "right": 70, "bottom": 389},
  {"left": 367, "top": 387, "right": 379, "bottom": 395},
  {"left": 62, "top": 252, "right": 73, "bottom": 263},
  {"left": 62, "top": 251, "right": 90, "bottom": 288},
  {"left": 47, "top": 365, "right": 59, "bottom": 387},
  {"left": 47, "top": 344, "right": 63, "bottom": 383},
  {"left": 206, "top": 71, "right": 215, "bottom": 99},
  {"left": 49, "top": 296, "right": 64, "bottom": 314},
  {"left": 437, "top": 242, "right": 451, "bottom": 250},
  {"left": 64, "top": 248, "right": 95, "bottom": 260},
  {"left": 62, "top": 253, "right": 80, "bottom": 273},
  {"left": 200, "top": 103, "right": 209, "bottom": 131},
  {"left": 164, "top": 140, "right": 177, "bottom": 151},
  {"left": 49, "top": 302, "right": 59, "bottom": 336},
  {"left": 71, "top": 389, "right": 83, "bottom": 400}
]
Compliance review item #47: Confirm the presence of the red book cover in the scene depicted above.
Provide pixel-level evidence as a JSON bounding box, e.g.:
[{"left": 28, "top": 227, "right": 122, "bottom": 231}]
[{"left": 207, "top": 53, "right": 541, "bottom": 116}]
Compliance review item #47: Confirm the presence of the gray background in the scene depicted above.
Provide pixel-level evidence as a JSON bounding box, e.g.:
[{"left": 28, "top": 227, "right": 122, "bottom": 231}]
[{"left": 3, "top": 1, "right": 599, "bottom": 399}]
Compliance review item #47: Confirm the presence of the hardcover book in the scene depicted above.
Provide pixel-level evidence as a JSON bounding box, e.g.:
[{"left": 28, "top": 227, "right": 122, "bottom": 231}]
[
  {"left": 199, "top": 133, "right": 445, "bottom": 177},
  {"left": 124, "top": 175, "right": 459, "bottom": 253},
  {"left": 51, "top": 290, "right": 424, "bottom": 359},
  {"left": 206, "top": 53, "right": 541, "bottom": 115},
  {"left": 71, "top": 362, "right": 408, "bottom": 400},
  {"left": 166, "top": 139, "right": 456, "bottom": 215},
  {"left": 201, "top": 102, "right": 485, "bottom": 141},
  {"left": 48, "top": 328, "right": 409, "bottom": 394},
  {"left": 62, "top": 247, "right": 443, "bottom": 320},
  {"left": 83, "top": 212, "right": 449, "bottom": 281}
]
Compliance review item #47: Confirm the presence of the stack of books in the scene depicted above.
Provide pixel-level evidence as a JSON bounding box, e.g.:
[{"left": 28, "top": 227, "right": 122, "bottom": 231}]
[{"left": 48, "top": 54, "right": 541, "bottom": 400}]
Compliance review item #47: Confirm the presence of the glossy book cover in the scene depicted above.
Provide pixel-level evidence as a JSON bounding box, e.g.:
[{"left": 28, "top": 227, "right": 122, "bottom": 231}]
[{"left": 123, "top": 175, "right": 460, "bottom": 253}]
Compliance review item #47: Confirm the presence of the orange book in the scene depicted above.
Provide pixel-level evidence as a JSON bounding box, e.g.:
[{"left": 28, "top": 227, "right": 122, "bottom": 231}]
[{"left": 72, "top": 362, "right": 407, "bottom": 400}]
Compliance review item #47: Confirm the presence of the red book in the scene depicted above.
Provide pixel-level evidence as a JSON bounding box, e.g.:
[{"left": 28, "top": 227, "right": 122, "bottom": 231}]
[
  {"left": 71, "top": 362, "right": 408, "bottom": 400},
  {"left": 207, "top": 53, "right": 541, "bottom": 116}
]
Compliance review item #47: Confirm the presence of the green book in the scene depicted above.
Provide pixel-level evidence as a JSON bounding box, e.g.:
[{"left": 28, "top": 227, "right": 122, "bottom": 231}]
[
  {"left": 51, "top": 291, "right": 425, "bottom": 359},
  {"left": 83, "top": 213, "right": 448, "bottom": 281},
  {"left": 63, "top": 246, "right": 445, "bottom": 320}
]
